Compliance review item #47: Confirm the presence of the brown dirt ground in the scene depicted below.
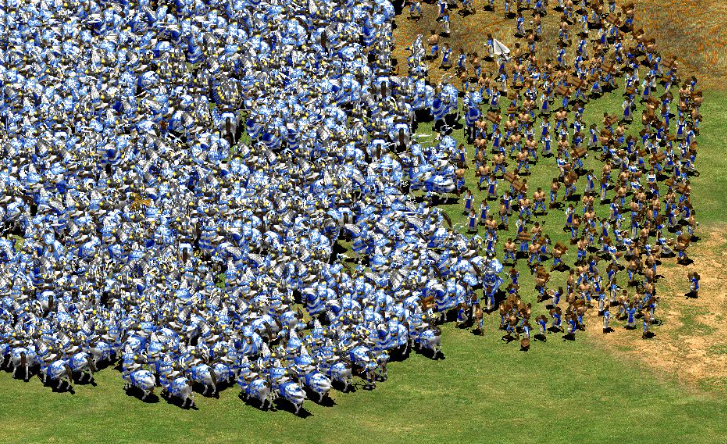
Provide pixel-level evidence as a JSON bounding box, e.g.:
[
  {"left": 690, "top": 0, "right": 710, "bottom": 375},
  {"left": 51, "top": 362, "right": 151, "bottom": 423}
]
[
  {"left": 585, "top": 225, "right": 727, "bottom": 390},
  {"left": 392, "top": 0, "right": 727, "bottom": 90},
  {"left": 632, "top": 0, "right": 727, "bottom": 90}
]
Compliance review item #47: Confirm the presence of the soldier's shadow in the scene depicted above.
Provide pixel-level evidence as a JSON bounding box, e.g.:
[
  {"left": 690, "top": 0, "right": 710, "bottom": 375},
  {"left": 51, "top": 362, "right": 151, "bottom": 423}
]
[
  {"left": 124, "top": 386, "right": 160, "bottom": 403},
  {"left": 165, "top": 393, "right": 199, "bottom": 410},
  {"left": 238, "top": 392, "right": 274, "bottom": 411},
  {"left": 331, "top": 380, "right": 356, "bottom": 393},
  {"left": 44, "top": 378, "right": 75, "bottom": 394},
  {"left": 274, "top": 398, "right": 313, "bottom": 418},
  {"left": 303, "top": 387, "right": 337, "bottom": 407},
  {"left": 500, "top": 334, "right": 516, "bottom": 344},
  {"left": 412, "top": 346, "right": 446, "bottom": 360}
]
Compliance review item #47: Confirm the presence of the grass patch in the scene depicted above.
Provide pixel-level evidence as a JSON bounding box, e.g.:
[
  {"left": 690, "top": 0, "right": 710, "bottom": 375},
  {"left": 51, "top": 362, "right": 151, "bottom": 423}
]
[
  {"left": 3, "top": 3, "right": 727, "bottom": 443},
  {"left": 3, "top": 323, "right": 727, "bottom": 444},
  {"left": 708, "top": 344, "right": 727, "bottom": 356}
]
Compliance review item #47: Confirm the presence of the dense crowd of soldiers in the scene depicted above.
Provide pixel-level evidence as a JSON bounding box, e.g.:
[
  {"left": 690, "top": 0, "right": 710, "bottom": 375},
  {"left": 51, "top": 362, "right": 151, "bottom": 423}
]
[
  {"left": 406, "top": 0, "right": 700, "bottom": 347},
  {"left": 0, "top": 0, "right": 701, "bottom": 413}
]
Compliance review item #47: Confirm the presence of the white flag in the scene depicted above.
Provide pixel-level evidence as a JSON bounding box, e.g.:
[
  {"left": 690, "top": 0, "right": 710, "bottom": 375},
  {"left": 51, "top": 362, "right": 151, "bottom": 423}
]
[{"left": 492, "top": 39, "right": 511, "bottom": 58}]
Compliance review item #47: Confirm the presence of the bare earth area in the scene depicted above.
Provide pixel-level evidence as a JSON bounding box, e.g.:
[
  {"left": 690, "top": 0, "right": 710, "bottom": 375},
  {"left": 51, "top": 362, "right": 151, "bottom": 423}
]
[
  {"left": 633, "top": 0, "right": 727, "bottom": 90},
  {"left": 587, "top": 226, "right": 727, "bottom": 390},
  {"left": 393, "top": 0, "right": 727, "bottom": 90}
]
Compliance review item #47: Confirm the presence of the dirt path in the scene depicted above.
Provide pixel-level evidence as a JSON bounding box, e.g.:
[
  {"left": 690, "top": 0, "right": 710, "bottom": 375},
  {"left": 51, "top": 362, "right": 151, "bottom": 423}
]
[
  {"left": 632, "top": 0, "right": 727, "bottom": 91},
  {"left": 392, "top": 0, "right": 727, "bottom": 90},
  {"left": 582, "top": 226, "right": 727, "bottom": 390}
]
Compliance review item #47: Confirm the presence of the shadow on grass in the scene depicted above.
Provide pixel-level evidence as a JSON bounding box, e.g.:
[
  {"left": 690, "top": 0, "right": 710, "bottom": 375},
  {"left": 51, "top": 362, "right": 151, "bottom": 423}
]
[
  {"left": 124, "top": 386, "right": 160, "bottom": 404},
  {"left": 274, "top": 398, "right": 313, "bottom": 418}
]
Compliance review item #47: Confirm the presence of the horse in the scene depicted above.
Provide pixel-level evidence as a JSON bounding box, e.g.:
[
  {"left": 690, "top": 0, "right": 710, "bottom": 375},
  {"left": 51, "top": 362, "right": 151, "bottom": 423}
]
[
  {"left": 238, "top": 376, "right": 274, "bottom": 410},
  {"left": 43, "top": 360, "right": 74, "bottom": 391},
  {"left": 124, "top": 369, "right": 156, "bottom": 401},
  {"left": 0, "top": 342, "right": 9, "bottom": 368},
  {"left": 11, "top": 348, "right": 35, "bottom": 381},
  {"left": 301, "top": 371, "right": 332, "bottom": 403},
  {"left": 276, "top": 380, "right": 306, "bottom": 415},
  {"left": 89, "top": 340, "right": 114, "bottom": 368},
  {"left": 212, "top": 362, "right": 235, "bottom": 387},
  {"left": 181, "top": 322, "right": 200, "bottom": 346},
  {"left": 240, "top": 330, "right": 263, "bottom": 357},
  {"left": 413, "top": 326, "right": 442, "bottom": 359},
  {"left": 161, "top": 375, "right": 195, "bottom": 408},
  {"left": 69, "top": 352, "right": 97, "bottom": 383},
  {"left": 123, "top": 334, "right": 147, "bottom": 355},
  {"left": 397, "top": 322, "right": 411, "bottom": 354},
  {"left": 319, "top": 359, "right": 353, "bottom": 392},
  {"left": 38, "top": 290, "right": 55, "bottom": 316},
  {"left": 251, "top": 315, "right": 280, "bottom": 341},
  {"left": 380, "top": 320, "right": 409, "bottom": 355},
  {"left": 190, "top": 363, "right": 218, "bottom": 396},
  {"left": 348, "top": 345, "right": 373, "bottom": 368},
  {"left": 101, "top": 324, "right": 125, "bottom": 355},
  {"left": 348, "top": 345, "right": 376, "bottom": 389}
]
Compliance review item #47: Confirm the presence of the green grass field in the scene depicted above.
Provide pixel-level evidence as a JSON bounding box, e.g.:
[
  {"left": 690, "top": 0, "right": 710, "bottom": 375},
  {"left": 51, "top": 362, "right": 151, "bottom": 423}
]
[
  {"left": 4, "top": 3, "right": 727, "bottom": 442},
  {"left": 2, "top": 320, "right": 727, "bottom": 444}
]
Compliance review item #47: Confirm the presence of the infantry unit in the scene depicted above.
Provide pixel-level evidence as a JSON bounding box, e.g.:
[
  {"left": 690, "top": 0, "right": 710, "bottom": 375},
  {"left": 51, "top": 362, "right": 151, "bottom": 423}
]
[
  {"left": 0, "top": 0, "right": 701, "bottom": 413},
  {"left": 406, "top": 0, "right": 700, "bottom": 348}
]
